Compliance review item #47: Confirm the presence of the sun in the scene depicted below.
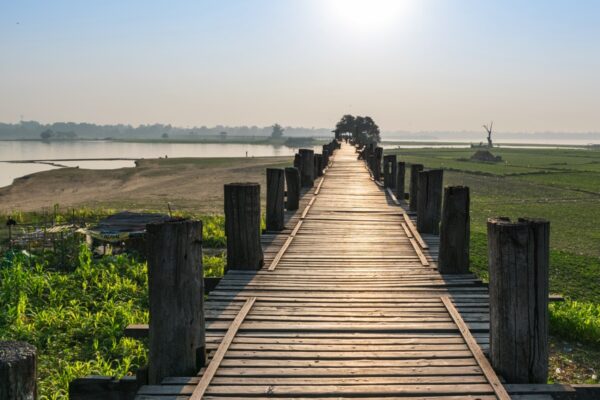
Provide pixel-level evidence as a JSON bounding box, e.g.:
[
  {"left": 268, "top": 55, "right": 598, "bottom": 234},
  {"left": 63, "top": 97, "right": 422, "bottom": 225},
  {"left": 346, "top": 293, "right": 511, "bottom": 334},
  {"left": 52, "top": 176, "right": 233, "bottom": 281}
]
[{"left": 325, "top": 0, "right": 410, "bottom": 33}]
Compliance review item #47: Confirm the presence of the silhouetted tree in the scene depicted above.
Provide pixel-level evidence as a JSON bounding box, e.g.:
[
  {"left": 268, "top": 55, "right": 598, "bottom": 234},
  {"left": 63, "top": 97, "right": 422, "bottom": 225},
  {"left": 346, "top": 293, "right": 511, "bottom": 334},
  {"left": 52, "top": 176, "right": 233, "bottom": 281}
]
[
  {"left": 483, "top": 121, "right": 493, "bottom": 148},
  {"left": 333, "top": 114, "right": 380, "bottom": 145},
  {"left": 271, "top": 123, "right": 284, "bottom": 138}
]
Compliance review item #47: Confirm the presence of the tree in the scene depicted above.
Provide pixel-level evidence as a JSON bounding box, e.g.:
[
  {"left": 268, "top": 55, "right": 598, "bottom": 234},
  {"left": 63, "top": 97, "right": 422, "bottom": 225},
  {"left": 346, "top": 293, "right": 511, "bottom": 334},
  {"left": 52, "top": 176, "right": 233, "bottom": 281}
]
[
  {"left": 162, "top": 133, "right": 169, "bottom": 139},
  {"left": 333, "top": 114, "right": 380, "bottom": 145},
  {"left": 483, "top": 121, "right": 493, "bottom": 148},
  {"left": 271, "top": 123, "right": 284, "bottom": 139},
  {"left": 40, "top": 129, "right": 53, "bottom": 140},
  {"left": 220, "top": 131, "right": 228, "bottom": 141}
]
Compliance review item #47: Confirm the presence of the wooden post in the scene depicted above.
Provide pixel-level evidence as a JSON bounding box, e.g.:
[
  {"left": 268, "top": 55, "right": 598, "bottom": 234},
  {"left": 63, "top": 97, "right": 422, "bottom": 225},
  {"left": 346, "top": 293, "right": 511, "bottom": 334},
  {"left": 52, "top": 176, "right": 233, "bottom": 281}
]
[
  {"left": 146, "top": 219, "right": 205, "bottom": 385},
  {"left": 266, "top": 168, "right": 285, "bottom": 231},
  {"left": 374, "top": 147, "right": 383, "bottom": 181},
  {"left": 383, "top": 154, "right": 397, "bottom": 188},
  {"left": 409, "top": 164, "right": 424, "bottom": 211},
  {"left": 299, "top": 149, "right": 314, "bottom": 187},
  {"left": 438, "top": 186, "right": 470, "bottom": 274},
  {"left": 396, "top": 162, "right": 406, "bottom": 200},
  {"left": 487, "top": 217, "right": 549, "bottom": 384},
  {"left": 367, "top": 154, "right": 375, "bottom": 176},
  {"left": 315, "top": 154, "right": 324, "bottom": 177},
  {"left": 0, "top": 341, "right": 36, "bottom": 400},
  {"left": 284, "top": 167, "right": 300, "bottom": 211},
  {"left": 224, "top": 183, "right": 264, "bottom": 270},
  {"left": 416, "top": 169, "right": 444, "bottom": 234},
  {"left": 293, "top": 153, "right": 301, "bottom": 170},
  {"left": 322, "top": 149, "right": 330, "bottom": 167}
]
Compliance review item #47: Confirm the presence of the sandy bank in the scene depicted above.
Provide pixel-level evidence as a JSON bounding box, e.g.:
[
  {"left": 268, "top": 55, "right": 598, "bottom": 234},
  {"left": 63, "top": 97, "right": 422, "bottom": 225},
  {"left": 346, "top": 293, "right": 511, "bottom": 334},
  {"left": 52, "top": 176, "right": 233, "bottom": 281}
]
[{"left": 0, "top": 157, "right": 292, "bottom": 213}]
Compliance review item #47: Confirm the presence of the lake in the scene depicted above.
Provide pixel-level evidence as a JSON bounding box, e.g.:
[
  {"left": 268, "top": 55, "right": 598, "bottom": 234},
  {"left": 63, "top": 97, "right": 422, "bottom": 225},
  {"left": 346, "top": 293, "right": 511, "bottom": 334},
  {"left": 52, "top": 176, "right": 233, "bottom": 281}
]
[
  {"left": 0, "top": 140, "right": 317, "bottom": 188},
  {"left": 0, "top": 139, "right": 593, "bottom": 188}
]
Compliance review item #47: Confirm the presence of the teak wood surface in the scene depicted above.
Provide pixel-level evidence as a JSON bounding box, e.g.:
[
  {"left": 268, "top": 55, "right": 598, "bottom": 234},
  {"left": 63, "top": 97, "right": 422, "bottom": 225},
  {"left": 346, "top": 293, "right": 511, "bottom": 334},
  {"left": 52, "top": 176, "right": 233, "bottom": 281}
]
[{"left": 136, "top": 143, "right": 519, "bottom": 400}]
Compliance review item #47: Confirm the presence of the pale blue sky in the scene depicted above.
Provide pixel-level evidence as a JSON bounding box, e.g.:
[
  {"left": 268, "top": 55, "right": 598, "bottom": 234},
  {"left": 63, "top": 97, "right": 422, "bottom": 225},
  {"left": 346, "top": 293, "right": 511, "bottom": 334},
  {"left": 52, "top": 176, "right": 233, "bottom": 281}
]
[{"left": 1, "top": 0, "right": 599, "bottom": 131}]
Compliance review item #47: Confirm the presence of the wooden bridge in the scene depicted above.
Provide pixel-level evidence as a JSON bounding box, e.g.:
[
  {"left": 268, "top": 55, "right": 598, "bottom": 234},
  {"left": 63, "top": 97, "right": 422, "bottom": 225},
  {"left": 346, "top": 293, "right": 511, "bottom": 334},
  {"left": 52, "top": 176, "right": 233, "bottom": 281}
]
[{"left": 132, "top": 143, "right": 553, "bottom": 400}]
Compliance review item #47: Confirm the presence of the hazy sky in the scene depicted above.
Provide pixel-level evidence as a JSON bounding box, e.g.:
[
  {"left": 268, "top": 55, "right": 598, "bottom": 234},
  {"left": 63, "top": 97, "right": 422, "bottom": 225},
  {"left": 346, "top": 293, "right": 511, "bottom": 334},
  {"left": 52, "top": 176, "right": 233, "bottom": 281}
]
[{"left": 1, "top": 0, "right": 599, "bottom": 132}]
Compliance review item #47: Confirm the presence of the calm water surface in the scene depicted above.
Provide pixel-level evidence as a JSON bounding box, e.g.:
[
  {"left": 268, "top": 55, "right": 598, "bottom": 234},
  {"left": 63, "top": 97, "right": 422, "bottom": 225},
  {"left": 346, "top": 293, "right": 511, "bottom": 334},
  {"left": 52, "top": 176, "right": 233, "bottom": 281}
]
[{"left": 0, "top": 141, "right": 315, "bottom": 188}]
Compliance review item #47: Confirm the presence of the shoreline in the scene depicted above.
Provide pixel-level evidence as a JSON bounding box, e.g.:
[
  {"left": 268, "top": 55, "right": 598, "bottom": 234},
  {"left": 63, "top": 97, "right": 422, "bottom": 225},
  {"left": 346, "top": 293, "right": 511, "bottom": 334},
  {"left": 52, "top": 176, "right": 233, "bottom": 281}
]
[{"left": 0, "top": 137, "right": 597, "bottom": 148}]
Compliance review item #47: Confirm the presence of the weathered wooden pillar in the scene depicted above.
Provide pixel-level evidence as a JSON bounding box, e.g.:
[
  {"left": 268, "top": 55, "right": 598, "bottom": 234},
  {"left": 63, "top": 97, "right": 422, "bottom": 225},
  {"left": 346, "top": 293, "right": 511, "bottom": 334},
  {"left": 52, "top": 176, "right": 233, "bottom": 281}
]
[
  {"left": 374, "top": 147, "right": 383, "bottom": 181},
  {"left": 284, "top": 167, "right": 300, "bottom": 211},
  {"left": 438, "top": 186, "right": 470, "bottom": 274},
  {"left": 383, "top": 154, "right": 397, "bottom": 188},
  {"left": 409, "top": 164, "right": 424, "bottom": 211},
  {"left": 266, "top": 168, "right": 285, "bottom": 231},
  {"left": 293, "top": 153, "right": 301, "bottom": 170},
  {"left": 416, "top": 169, "right": 444, "bottom": 234},
  {"left": 367, "top": 154, "right": 375, "bottom": 176},
  {"left": 315, "top": 154, "right": 324, "bottom": 177},
  {"left": 322, "top": 149, "right": 330, "bottom": 167},
  {"left": 487, "top": 217, "right": 549, "bottom": 384},
  {"left": 396, "top": 162, "right": 406, "bottom": 200},
  {"left": 0, "top": 341, "right": 36, "bottom": 400},
  {"left": 299, "top": 149, "right": 314, "bottom": 187},
  {"left": 146, "top": 219, "right": 205, "bottom": 385},
  {"left": 224, "top": 183, "right": 264, "bottom": 270}
]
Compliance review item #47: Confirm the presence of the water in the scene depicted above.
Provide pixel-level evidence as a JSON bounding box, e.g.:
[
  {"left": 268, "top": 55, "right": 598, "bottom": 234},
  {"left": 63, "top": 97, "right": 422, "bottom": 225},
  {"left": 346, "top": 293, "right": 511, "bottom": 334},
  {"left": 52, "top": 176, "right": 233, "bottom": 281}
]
[
  {"left": 1, "top": 139, "right": 594, "bottom": 188},
  {"left": 0, "top": 140, "right": 314, "bottom": 188}
]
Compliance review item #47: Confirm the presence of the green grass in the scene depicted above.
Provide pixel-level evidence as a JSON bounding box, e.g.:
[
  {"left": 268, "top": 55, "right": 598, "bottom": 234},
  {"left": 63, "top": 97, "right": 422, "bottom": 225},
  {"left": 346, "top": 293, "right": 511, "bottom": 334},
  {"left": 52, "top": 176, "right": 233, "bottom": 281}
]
[
  {"left": 0, "top": 246, "right": 149, "bottom": 399},
  {"left": 550, "top": 301, "right": 600, "bottom": 346},
  {"left": 0, "top": 211, "right": 228, "bottom": 399},
  {"left": 388, "top": 146, "right": 600, "bottom": 350}
]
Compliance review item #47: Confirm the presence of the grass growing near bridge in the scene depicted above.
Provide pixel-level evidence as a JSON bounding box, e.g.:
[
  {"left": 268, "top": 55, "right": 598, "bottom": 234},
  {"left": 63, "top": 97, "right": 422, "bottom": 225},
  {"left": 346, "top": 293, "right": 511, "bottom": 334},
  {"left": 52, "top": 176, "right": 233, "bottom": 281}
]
[
  {"left": 389, "top": 146, "right": 600, "bottom": 382},
  {"left": 0, "top": 212, "right": 227, "bottom": 399}
]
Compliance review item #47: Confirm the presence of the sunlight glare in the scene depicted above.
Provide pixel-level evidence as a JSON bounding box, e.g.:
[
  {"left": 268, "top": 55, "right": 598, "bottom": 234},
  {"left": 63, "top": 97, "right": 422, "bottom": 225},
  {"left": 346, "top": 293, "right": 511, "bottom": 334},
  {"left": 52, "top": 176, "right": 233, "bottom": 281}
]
[{"left": 325, "top": 0, "right": 410, "bottom": 33}]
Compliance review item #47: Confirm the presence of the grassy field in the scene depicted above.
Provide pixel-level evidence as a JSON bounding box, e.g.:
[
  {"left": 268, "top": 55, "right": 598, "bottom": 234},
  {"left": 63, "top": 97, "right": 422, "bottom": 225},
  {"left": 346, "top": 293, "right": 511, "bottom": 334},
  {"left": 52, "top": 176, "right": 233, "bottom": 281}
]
[{"left": 387, "top": 146, "right": 600, "bottom": 383}]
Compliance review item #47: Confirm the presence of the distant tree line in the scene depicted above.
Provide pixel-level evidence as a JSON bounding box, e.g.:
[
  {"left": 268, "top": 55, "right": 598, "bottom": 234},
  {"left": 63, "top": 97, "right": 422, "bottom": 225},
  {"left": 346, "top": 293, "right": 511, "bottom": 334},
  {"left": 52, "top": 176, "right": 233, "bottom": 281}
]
[
  {"left": 0, "top": 121, "right": 333, "bottom": 140},
  {"left": 40, "top": 129, "right": 78, "bottom": 141}
]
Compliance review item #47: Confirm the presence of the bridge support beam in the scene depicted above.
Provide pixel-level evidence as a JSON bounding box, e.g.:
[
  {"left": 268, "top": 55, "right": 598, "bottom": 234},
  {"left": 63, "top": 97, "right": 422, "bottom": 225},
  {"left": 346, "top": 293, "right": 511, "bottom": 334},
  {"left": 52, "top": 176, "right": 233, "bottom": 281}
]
[
  {"left": 146, "top": 219, "right": 205, "bottom": 384},
  {"left": 409, "top": 164, "right": 424, "bottom": 211},
  {"left": 396, "top": 161, "right": 406, "bottom": 200},
  {"left": 224, "top": 183, "right": 264, "bottom": 270},
  {"left": 266, "top": 168, "right": 285, "bottom": 231},
  {"left": 416, "top": 169, "right": 444, "bottom": 234},
  {"left": 488, "top": 217, "right": 549, "bottom": 384},
  {"left": 438, "top": 186, "right": 470, "bottom": 274},
  {"left": 299, "top": 149, "right": 315, "bottom": 187},
  {"left": 285, "top": 167, "right": 300, "bottom": 211},
  {"left": 383, "top": 154, "right": 397, "bottom": 188}
]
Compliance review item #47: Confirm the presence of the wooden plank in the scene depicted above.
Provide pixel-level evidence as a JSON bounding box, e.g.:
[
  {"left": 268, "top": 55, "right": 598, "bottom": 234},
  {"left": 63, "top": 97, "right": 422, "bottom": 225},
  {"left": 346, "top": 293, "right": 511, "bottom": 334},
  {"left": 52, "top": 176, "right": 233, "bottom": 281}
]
[
  {"left": 410, "top": 238, "right": 430, "bottom": 266},
  {"left": 403, "top": 211, "right": 429, "bottom": 249},
  {"left": 266, "top": 236, "right": 293, "bottom": 271},
  {"left": 441, "top": 296, "right": 510, "bottom": 400},
  {"left": 314, "top": 175, "right": 326, "bottom": 195},
  {"left": 189, "top": 297, "right": 255, "bottom": 400}
]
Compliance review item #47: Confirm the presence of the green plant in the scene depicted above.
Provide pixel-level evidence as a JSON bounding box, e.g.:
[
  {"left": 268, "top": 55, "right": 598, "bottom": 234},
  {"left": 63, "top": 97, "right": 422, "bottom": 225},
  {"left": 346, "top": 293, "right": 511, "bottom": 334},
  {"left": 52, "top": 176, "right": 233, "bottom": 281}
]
[
  {"left": 550, "top": 300, "right": 600, "bottom": 347},
  {"left": 0, "top": 246, "right": 149, "bottom": 399}
]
